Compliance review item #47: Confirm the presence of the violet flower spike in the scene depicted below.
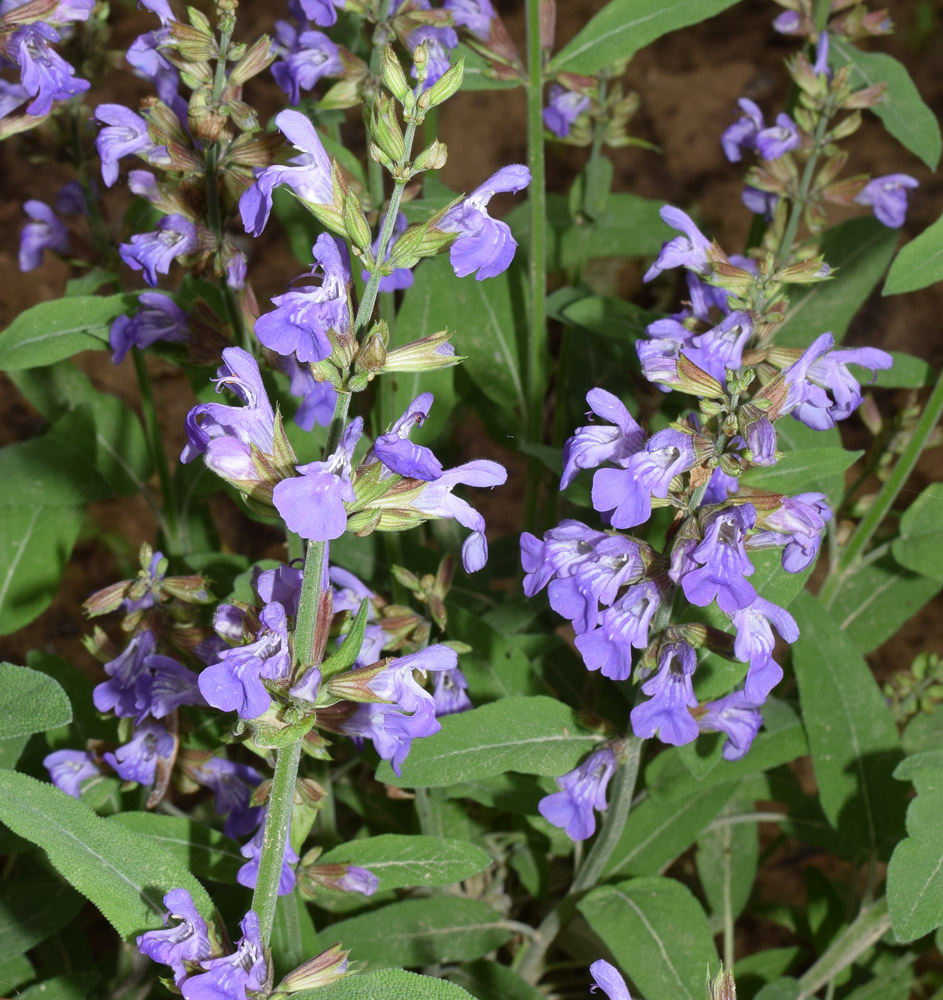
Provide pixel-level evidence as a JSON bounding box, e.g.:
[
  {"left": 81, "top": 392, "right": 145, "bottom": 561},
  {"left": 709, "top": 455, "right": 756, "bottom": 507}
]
[
  {"left": 538, "top": 747, "right": 618, "bottom": 841},
  {"left": 180, "top": 911, "right": 267, "bottom": 1000},
  {"left": 729, "top": 595, "right": 799, "bottom": 703},
  {"left": 630, "top": 641, "right": 699, "bottom": 746},
  {"left": 104, "top": 721, "right": 175, "bottom": 785},
  {"left": 272, "top": 28, "right": 342, "bottom": 106},
  {"left": 412, "top": 459, "right": 508, "bottom": 572},
  {"left": 439, "top": 164, "right": 531, "bottom": 280},
  {"left": 110, "top": 291, "right": 190, "bottom": 364},
  {"left": 544, "top": 84, "right": 591, "bottom": 139},
  {"left": 854, "top": 174, "right": 919, "bottom": 229},
  {"left": 119, "top": 214, "right": 199, "bottom": 287},
  {"left": 520, "top": 519, "right": 609, "bottom": 598},
  {"left": 699, "top": 692, "right": 763, "bottom": 761},
  {"left": 680, "top": 504, "right": 757, "bottom": 614},
  {"left": 11, "top": 23, "right": 90, "bottom": 117},
  {"left": 561, "top": 388, "right": 645, "bottom": 489},
  {"left": 444, "top": 0, "right": 495, "bottom": 40},
  {"left": 755, "top": 113, "right": 800, "bottom": 160},
  {"left": 590, "top": 960, "right": 632, "bottom": 1000},
  {"left": 373, "top": 392, "right": 443, "bottom": 481},
  {"left": 43, "top": 750, "right": 101, "bottom": 799},
  {"left": 683, "top": 309, "right": 753, "bottom": 383},
  {"left": 273, "top": 417, "right": 362, "bottom": 541},
  {"left": 720, "top": 97, "right": 764, "bottom": 163},
  {"left": 643, "top": 205, "right": 711, "bottom": 282},
  {"left": 240, "top": 109, "right": 334, "bottom": 237},
  {"left": 137, "top": 888, "right": 212, "bottom": 986},
  {"left": 94, "top": 103, "right": 156, "bottom": 187},
  {"left": 19, "top": 199, "right": 69, "bottom": 271},
  {"left": 573, "top": 579, "right": 662, "bottom": 680}
]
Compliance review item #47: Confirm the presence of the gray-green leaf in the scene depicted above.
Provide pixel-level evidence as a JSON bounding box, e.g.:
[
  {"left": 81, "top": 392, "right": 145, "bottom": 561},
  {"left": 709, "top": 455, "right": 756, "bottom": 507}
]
[
  {"left": 891, "top": 483, "right": 943, "bottom": 580},
  {"left": 0, "top": 663, "right": 71, "bottom": 738},
  {"left": 0, "top": 877, "right": 83, "bottom": 957},
  {"left": 292, "top": 969, "right": 478, "bottom": 1000},
  {"left": 884, "top": 213, "right": 943, "bottom": 295}
]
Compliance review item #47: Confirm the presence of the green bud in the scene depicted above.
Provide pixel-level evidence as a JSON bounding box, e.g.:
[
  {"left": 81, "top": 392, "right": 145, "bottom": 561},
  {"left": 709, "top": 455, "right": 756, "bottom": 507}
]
[
  {"left": 424, "top": 56, "right": 465, "bottom": 108},
  {"left": 273, "top": 945, "right": 351, "bottom": 996},
  {"left": 411, "top": 139, "right": 448, "bottom": 175},
  {"left": 382, "top": 44, "right": 410, "bottom": 103},
  {"left": 229, "top": 36, "right": 277, "bottom": 86},
  {"left": 343, "top": 190, "right": 373, "bottom": 252},
  {"left": 370, "top": 92, "right": 406, "bottom": 162},
  {"left": 384, "top": 332, "right": 465, "bottom": 373}
]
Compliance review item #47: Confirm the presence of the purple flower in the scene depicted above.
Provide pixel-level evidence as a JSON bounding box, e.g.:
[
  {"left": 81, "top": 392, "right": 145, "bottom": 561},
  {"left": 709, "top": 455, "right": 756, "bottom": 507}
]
[
  {"left": 362, "top": 210, "right": 414, "bottom": 292},
  {"left": 405, "top": 22, "right": 458, "bottom": 86},
  {"left": 439, "top": 165, "right": 530, "bottom": 280},
  {"left": 281, "top": 355, "right": 337, "bottom": 431},
  {"left": 630, "top": 642, "right": 699, "bottom": 746},
  {"left": 813, "top": 31, "right": 830, "bottom": 78},
  {"left": 180, "top": 911, "right": 267, "bottom": 1000},
  {"left": 548, "top": 534, "right": 646, "bottom": 636},
  {"left": 412, "top": 460, "right": 507, "bottom": 571},
  {"left": 339, "top": 704, "right": 436, "bottom": 777},
  {"left": 683, "top": 309, "right": 753, "bottom": 383},
  {"left": 19, "top": 199, "right": 69, "bottom": 271},
  {"left": 120, "top": 214, "right": 199, "bottom": 287},
  {"left": 190, "top": 756, "right": 264, "bottom": 839},
  {"left": 698, "top": 692, "right": 763, "bottom": 761},
  {"left": 750, "top": 492, "right": 831, "bottom": 573},
  {"left": 592, "top": 428, "right": 695, "bottom": 529},
  {"left": 141, "top": 655, "right": 204, "bottom": 720},
  {"left": 721, "top": 97, "right": 764, "bottom": 163},
  {"left": 10, "top": 23, "right": 90, "bottom": 117},
  {"left": 0, "top": 79, "right": 29, "bottom": 118},
  {"left": 94, "top": 104, "right": 156, "bottom": 187},
  {"left": 43, "top": 750, "right": 101, "bottom": 798},
  {"left": 256, "top": 234, "right": 350, "bottom": 363},
  {"left": 544, "top": 84, "right": 591, "bottom": 139},
  {"left": 104, "top": 721, "right": 175, "bottom": 784},
  {"left": 729, "top": 595, "right": 798, "bottom": 703},
  {"left": 854, "top": 174, "right": 919, "bottom": 228},
  {"left": 590, "top": 960, "right": 631, "bottom": 1000},
  {"left": 237, "top": 812, "right": 299, "bottom": 895},
  {"left": 272, "top": 28, "right": 342, "bottom": 105},
  {"left": 643, "top": 206, "right": 712, "bottom": 282},
  {"left": 561, "top": 389, "right": 645, "bottom": 489},
  {"left": 181, "top": 347, "right": 276, "bottom": 475},
  {"left": 137, "top": 888, "right": 212, "bottom": 986},
  {"left": 199, "top": 602, "right": 292, "bottom": 720},
  {"left": 520, "top": 519, "right": 608, "bottom": 598},
  {"left": 756, "top": 113, "right": 800, "bottom": 160},
  {"left": 573, "top": 579, "right": 662, "bottom": 679},
  {"left": 742, "top": 185, "right": 778, "bottom": 219},
  {"left": 110, "top": 292, "right": 190, "bottom": 364},
  {"left": 432, "top": 666, "right": 472, "bottom": 715},
  {"left": 703, "top": 467, "right": 740, "bottom": 505},
  {"left": 240, "top": 109, "right": 334, "bottom": 237},
  {"left": 255, "top": 563, "right": 304, "bottom": 618},
  {"left": 306, "top": 863, "right": 380, "bottom": 895},
  {"left": 55, "top": 180, "right": 86, "bottom": 215},
  {"left": 744, "top": 415, "right": 776, "bottom": 466},
  {"left": 299, "top": 0, "right": 339, "bottom": 25},
  {"left": 373, "top": 393, "right": 442, "bottom": 481},
  {"left": 444, "top": 0, "right": 495, "bottom": 39},
  {"left": 93, "top": 630, "right": 158, "bottom": 719},
  {"left": 538, "top": 747, "right": 617, "bottom": 841},
  {"left": 273, "top": 418, "right": 362, "bottom": 540},
  {"left": 363, "top": 646, "right": 458, "bottom": 714},
  {"left": 681, "top": 504, "right": 757, "bottom": 614},
  {"left": 772, "top": 9, "right": 803, "bottom": 33}
]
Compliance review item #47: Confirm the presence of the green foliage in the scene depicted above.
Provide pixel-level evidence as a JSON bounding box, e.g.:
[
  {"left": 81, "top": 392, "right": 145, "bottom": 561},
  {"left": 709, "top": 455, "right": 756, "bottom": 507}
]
[
  {"left": 271, "top": 892, "right": 320, "bottom": 977},
  {"left": 0, "top": 771, "right": 213, "bottom": 939},
  {"left": 0, "top": 663, "right": 71, "bottom": 738},
  {"left": 319, "top": 834, "right": 492, "bottom": 890},
  {"left": 891, "top": 484, "right": 943, "bottom": 580},
  {"left": 0, "top": 295, "right": 140, "bottom": 370},
  {"left": 741, "top": 448, "right": 862, "bottom": 502},
  {"left": 292, "top": 969, "right": 479, "bottom": 1000},
  {"left": 884, "top": 213, "right": 943, "bottom": 296},
  {"left": 0, "top": 877, "right": 84, "bottom": 957},
  {"left": 696, "top": 797, "right": 759, "bottom": 923}
]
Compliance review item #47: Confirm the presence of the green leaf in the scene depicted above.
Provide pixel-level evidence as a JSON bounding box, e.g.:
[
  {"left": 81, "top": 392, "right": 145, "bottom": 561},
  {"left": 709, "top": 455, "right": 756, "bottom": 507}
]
[
  {"left": 319, "top": 834, "right": 492, "bottom": 890},
  {"left": 0, "top": 294, "right": 140, "bottom": 370},
  {"left": 326, "top": 897, "right": 511, "bottom": 967},
  {"left": 376, "top": 696, "right": 599, "bottom": 787},
  {"left": 28, "top": 651, "right": 117, "bottom": 748},
  {"left": 791, "top": 591, "right": 906, "bottom": 858},
  {"left": 892, "top": 484, "right": 943, "bottom": 580},
  {"left": 884, "top": 213, "right": 943, "bottom": 295},
  {"left": 604, "top": 781, "right": 741, "bottom": 879},
  {"left": 830, "top": 39, "right": 941, "bottom": 170},
  {"left": 0, "top": 663, "right": 71, "bottom": 738},
  {"left": 549, "top": 0, "right": 741, "bottom": 75},
  {"left": 559, "top": 193, "right": 671, "bottom": 265},
  {"left": 873, "top": 351, "right": 934, "bottom": 388},
  {"left": 755, "top": 979, "right": 802, "bottom": 1000},
  {"left": 773, "top": 421, "right": 846, "bottom": 507},
  {"left": 449, "top": 960, "right": 545, "bottom": 1000},
  {"left": 0, "top": 503, "right": 85, "bottom": 636},
  {"left": 578, "top": 876, "right": 718, "bottom": 1000},
  {"left": 0, "top": 954, "right": 34, "bottom": 992},
  {"left": 0, "top": 436, "right": 110, "bottom": 507},
  {"left": 108, "top": 812, "right": 244, "bottom": 882},
  {"left": 0, "top": 771, "right": 213, "bottom": 939},
  {"left": 17, "top": 973, "right": 99, "bottom": 1000},
  {"left": 776, "top": 219, "right": 899, "bottom": 347},
  {"left": 457, "top": 44, "right": 520, "bottom": 90},
  {"left": 741, "top": 447, "right": 862, "bottom": 500},
  {"left": 321, "top": 598, "right": 371, "bottom": 678},
  {"left": 292, "top": 969, "right": 478, "bottom": 1000},
  {"left": 0, "top": 877, "right": 83, "bottom": 957},
  {"left": 271, "top": 891, "right": 319, "bottom": 977},
  {"left": 887, "top": 752, "right": 943, "bottom": 941},
  {"left": 825, "top": 555, "right": 941, "bottom": 654},
  {"left": 696, "top": 797, "right": 759, "bottom": 924}
]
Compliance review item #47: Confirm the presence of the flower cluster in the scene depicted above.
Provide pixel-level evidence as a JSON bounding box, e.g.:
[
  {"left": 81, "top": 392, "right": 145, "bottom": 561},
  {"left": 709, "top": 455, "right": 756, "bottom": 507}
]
[{"left": 524, "top": 205, "right": 893, "bottom": 840}]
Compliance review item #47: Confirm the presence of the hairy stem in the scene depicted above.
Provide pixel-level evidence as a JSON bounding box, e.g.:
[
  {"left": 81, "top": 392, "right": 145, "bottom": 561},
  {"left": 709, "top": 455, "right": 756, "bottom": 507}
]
[{"left": 776, "top": 111, "right": 831, "bottom": 264}]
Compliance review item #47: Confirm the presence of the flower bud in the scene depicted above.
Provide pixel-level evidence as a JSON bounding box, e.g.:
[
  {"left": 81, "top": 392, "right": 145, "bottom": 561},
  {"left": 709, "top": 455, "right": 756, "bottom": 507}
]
[
  {"left": 424, "top": 57, "right": 465, "bottom": 109},
  {"left": 382, "top": 44, "right": 410, "bottom": 103},
  {"left": 384, "top": 332, "right": 465, "bottom": 373},
  {"left": 229, "top": 35, "right": 277, "bottom": 86},
  {"left": 842, "top": 83, "right": 887, "bottom": 110},
  {"left": 709, "top": 968, "right": 737, "bottom": 1000},
  {"left": 355, "top": 329, "right": 388, "bottom": 375},
  {"left": 675, "top": 355, "right": 727, "bottom": 399},
  {"left": 370, "top": 92, "right": 406, "bottom": 163},
  {"left": 411, "top": 139, "right": 448, "bottom": 175},
  {"left": 343, "top": 190, "right": 373, "bottom": 252},
  {"left": 274, "top": 944, "right": 350, "bottom": 995}
]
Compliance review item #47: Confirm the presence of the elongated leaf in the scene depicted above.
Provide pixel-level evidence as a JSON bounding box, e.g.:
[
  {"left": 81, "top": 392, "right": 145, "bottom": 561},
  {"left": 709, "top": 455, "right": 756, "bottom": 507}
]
[
  {"left": 887, "top": 751, "right": 943, "bottom": 941},
  {"left": 791, "top": 591, "right": 906, "bottom": 858},
  {"left": 449, "top": 960, "right": 545, "bottom": 1000},
  {"left": 293, "top": 969, "right": 478, "bottom": 1000},
  {"left": 0, "top": 954, "right": 34, "bottom": 992},
  {"left": 777, "top": 219, "right": 899, "bottom": 347},
  {"left": 0, "top": 503, "right": 85, "bottom": 636},
  {"left": 873, "top": 351, "right": 934, "bottom": 388},
  {"left": 0, "top": 294, "right": 140, "bottom": 370},
  {"left": 696, "top": 797, "right": 759, "bottom": 922},
  {"left": 0, "top": 877, "right": 83, "bottom": 957},
  {"left": 549, "top": 0, "right": 741, "bottom": 75},
  {"left": 604, "top": 781, "right": 740, "bottom": 879},
  {"left": 825, "top": 555, "right": 941, "bottom": 654},
  {"left": 17, "top": 973, "right": 99, "bottom": 1000},
  {"left": 0, "top": 663, "right": 71, "bottom": 738},
  {"left": 377, "top": 696, "right": 599, "bottom": 787},
  {"left": 579, "top": 876, "right": 718, "bottom": 1000},
  {"left": 0, "top": 771, "right": 213, "bottom": 939},
  {"left": 0, "top": 437, "right": 110, "bottom": 507},
  {"left": 892, "top": 484, "right": 943, "bottom": 580},
  {"left": 741, "top": 447, "right": 861, "bottom": 501},
  {"left": 108, "top": 812, "right": 243, "bottom": 882},
  {"left": 326, "top": 897, "right": 511, "bottom": 967},
  {"left": 271, "top": 891, "right": 320, "bottom": 976},
  {"left": 830, "top": 39, "right": 942, "bottom": 170},
  {"left": 884, "top": 213, "right": 943, "bottom": 295},
  {"left": 457, "top": 45, "right": 520, "bottom": 90},
  {"left": 319, "top": 834, "right": 492, "bottom": 890},
  {"left": 756, "top": 979, "right": 802, "bottom": 1000},
  {"left": 559, "top": 193, "right": 670, "bottom": 265}
]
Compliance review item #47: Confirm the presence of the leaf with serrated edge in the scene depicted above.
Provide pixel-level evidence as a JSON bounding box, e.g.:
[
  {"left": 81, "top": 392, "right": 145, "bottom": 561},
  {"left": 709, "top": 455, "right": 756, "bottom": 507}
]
[{"left": 0, "top": 771, "right": 213, "bottom": 939}]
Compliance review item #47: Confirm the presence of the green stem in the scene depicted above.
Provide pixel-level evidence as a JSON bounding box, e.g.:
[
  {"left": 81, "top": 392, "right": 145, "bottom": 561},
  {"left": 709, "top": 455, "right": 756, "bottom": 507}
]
[
  {"left": 812, "top": 0, "right": 831, "bottom": 32},
  {"left": 132, "top": 351, "right": 180, "bottom": 553},
  {"left": 776, "top": 111, "right": 830, "bottom": 264},
  {"left": 250, "top": 736, "right": 302, "bottom": 944},
  {"left": 513, "top": 740, "right": 643, "bottom": 984},
  {"left": 819, "top": 368, "right": 943, "bottom": 607},
  {"left": 523, "top": 0, "right": 548, "bottom": 531}
]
